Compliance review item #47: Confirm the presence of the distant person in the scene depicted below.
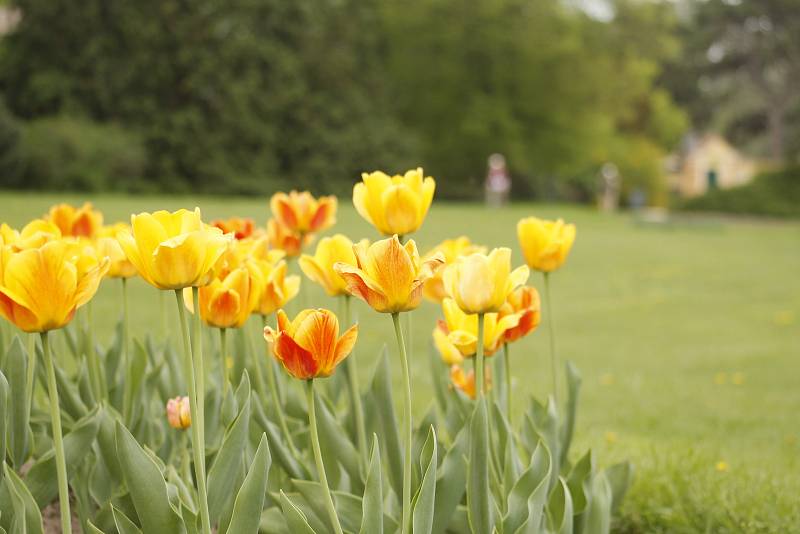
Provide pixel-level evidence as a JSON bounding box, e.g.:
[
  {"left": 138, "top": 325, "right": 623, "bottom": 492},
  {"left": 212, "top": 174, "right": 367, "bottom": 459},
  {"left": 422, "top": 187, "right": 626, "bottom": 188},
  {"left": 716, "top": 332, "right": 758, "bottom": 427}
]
[{"left": 485, "top": 153, "right": 511, "bottom": 206}]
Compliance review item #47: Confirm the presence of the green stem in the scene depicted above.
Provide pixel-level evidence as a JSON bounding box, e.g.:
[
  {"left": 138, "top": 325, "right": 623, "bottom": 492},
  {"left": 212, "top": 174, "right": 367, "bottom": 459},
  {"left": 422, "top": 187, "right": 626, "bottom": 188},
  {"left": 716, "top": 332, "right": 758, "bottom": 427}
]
[
  {"left": 219, "top": 328, "right": 229, "bottom": 395},
  {"left": 179, "top": 432, "right": 192, "bottom": 485},
  {"left": 306, "top": 380, "right": 344, "bottom": 534},
  {"left": 342, "top": 296, "right": 367, "bottom": 473},
  {"left": 544, "top": 272, "right": 559, "bottom": 408},
  {"left": 175, "top": 290, "right": 212, "bottom": 534},
  {"left": 248, "top": 318, "right": 268, "bottom": 397},
  {"left": 122, "top": 278, "right": 132, "bottom": 422},
  {"left": 261, "top": 314, "right": 301, "bottom": 458},
  {"left": 41, "top": 331, "right": 72, "bottom": 534},
  {"left": 503, "top": 342, "right": 512, "bottom": 421},
  {"left": 25, "top": 333, "right": 36, "bottom": 414},
  {"left": 391, "top": 312, "right": 412, "bottom": 534},
  {"left": 85, "top": 301, "right": 105, "bottom": 401},
  {"left": 192, "top": 288, "right": 206, "bottom": 442},
  {"left": 476, "top": 313, "right": 486, "bottom": 398}
]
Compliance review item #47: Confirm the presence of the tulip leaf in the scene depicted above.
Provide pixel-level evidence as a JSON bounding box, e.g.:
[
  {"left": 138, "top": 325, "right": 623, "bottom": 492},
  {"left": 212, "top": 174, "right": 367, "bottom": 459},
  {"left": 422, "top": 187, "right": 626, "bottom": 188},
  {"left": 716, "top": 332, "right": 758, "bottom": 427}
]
[
  {"left": 431, "top": 425, "right": 468, "bottom": 534},
  {"left": 279, "top": 491, "right": 317, "bottom": 534},
  {"left": 3, "top": 463, "right": 43, "bottom": 534},
  {"left": 207, "top": 389, "right": 251, "bottom": 524},
  {"left": 427, "top": 346, "right": 449, "bottom": 414},
  {"left": 605, "top": 461, "right": 634, "bottom": 513},
  {"left": 502, "top": 441, "right": 551, "bottom": 534},
  {"left": 114, "top": 421, "right": 186, "bottom": 534},
  {"left": 314, "top": 391, "right": 362, "bottom": 491},
  {"left": 581, "top": 471, "right": 612, "bottom": 534},
  {"left": 4, "top": 337, "right": 29, "bottom": 467},
  {"left": 560, "top": 361, "right": 582, "bottom": 467},
  {"left": 360, "top": 435, "right": 383, "bottom": 534},
  {"left": 412, "top": 425, "right": 438, "bottom": 534},
  {"left": 112, "top": 504, "right": 144, "bottom": 534},
  {"left": 53, "top": 356, "right": 88, "bottom": 420},
  {"left": 87, "top": 522, "right": 110, "bottom": 534},
  {"left": 547, "top": 477, "right": 573, "bottom": 534},
  {"left": 527, "top": 397, "right": 559, "bottom": 490},
  {"left": 566, "top": 450, "right": 593, "bottom": 516},
  {"left": 368, "top": 348, "right": 403, "bottom": 501},
  {"left": 225, "top": 433, "right": 271, "bottom": 534},
  {"left": 0, "top": 370, "right": 8, "bottom": 468},
  {"left": 467, "top": 398, "right": 493, "bottom": 534},
  {"left": 26, "top": 407, "right": 101, "bottom": 508},
  {"left": 252, "top": 398, "right": 306, "bottom": 479}
]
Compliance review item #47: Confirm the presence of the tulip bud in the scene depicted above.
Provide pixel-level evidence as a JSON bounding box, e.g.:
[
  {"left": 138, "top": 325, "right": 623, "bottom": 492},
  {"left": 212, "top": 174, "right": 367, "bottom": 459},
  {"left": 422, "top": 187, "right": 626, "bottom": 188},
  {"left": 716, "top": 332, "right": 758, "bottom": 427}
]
[{"left": 166, "top": 396, "right": 192, "bottom": 429}]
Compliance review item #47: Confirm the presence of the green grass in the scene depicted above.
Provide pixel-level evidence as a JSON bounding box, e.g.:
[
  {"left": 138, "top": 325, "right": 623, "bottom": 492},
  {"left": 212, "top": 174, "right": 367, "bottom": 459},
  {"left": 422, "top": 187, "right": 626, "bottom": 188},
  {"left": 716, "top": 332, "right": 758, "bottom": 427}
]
[{"left": 1, "top": 192, "right": 799, "bottom": 532}]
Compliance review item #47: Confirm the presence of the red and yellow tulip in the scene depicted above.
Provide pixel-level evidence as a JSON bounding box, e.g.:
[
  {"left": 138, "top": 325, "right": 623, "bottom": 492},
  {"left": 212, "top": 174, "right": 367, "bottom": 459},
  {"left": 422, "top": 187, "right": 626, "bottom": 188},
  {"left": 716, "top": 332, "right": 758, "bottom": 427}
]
[
  {"left": 433, "top": 298, "right": 520, "bottom": 364},
  {"left": 211, "top": 217, "right": 257, "bottom": 240},
  {"left": 270, "top": 191, "right": 337, "bottom": 235},
  {"left": 46, "top": 202, "right": 103, "bottom": 238},
  {"left": 166, "top": 396, "right": 192, "bottom": 430},
  {"left": 184, "top": 265, "right": 259, "bottom": 329},
  {"left": 500, "top": 285, "right": 541, "bottom": 343}
]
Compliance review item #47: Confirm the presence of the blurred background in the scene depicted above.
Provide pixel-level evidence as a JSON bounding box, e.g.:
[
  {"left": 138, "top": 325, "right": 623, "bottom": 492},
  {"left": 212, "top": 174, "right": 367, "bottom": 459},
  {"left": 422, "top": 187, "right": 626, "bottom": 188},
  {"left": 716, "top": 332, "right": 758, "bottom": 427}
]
[{"left": 0, "top": 0, "right": 798, "bottom": 217}]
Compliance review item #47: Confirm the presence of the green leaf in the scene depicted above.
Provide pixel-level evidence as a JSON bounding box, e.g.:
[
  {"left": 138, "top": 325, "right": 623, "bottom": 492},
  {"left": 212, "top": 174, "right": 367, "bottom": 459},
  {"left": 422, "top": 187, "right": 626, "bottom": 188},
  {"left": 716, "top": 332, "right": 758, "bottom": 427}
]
[
  {"left": 112, "top": 504, "right": 144, "bottom": 534},
  {"left": 4, "top": 337, "right": 29, "bottom": 467},
  {"left": 547, "top": 477, "right": 573, "bottom": 534},
  {"left": 566, "top": 450, "right": 593, "bottom": 516},
  {"left": 225, "top": 434, "right": 271, "bottom": 534},
  {"left": 431, "top": 426, "right": 468, "bottom": 534},
  {"left": 467, "top": 398, "right": 493, "bottom": 534},
  {"left": 581, "top": 471, "right": 612, "bottom": 534},
  {"left": 527, "top": 397, "right": 559, "bottom": 490},
  {"left": 427, "top": 345, "right": 449, "bottom": 414},
  {"left": 279, "top": 491, "right": 316, "bottom": 534},
  {"left": 605, "top": 461, "right": 633, "bottom": 513},
  {"left": 114, "top": 421, "right": 186, "bottom": 534},
  {"left": 412, "top": 425, "right": 438, "bottom": 534},
  {"left": 360, "top": 435, "right": 383, "bottom": 534},
  {"left": 53, "top": 356, "right": 88, "bottom": 420},
  {"left": 560, "top": 361, "right": 582, "bottom": 467},
  {"left": 252, "top": 395, "right": 306, "bottom": 479},
  {"left": 314, "top": 392, "right": 362, "bottom": 491},
  {"left": 86, "top": 521, "right": 109, "bottom": 534},
  {"left": 26, "top": 407, "right": 101, "bottom": 507},
  {"left": 207, "top": 391, "right": 251, "bottom": 524},
  {"left": 0, "top": 370, "right": 8, "bottom": 468},
  {"left": 502, "top": 441, "right": 551, "bottom": 534},
  {"left": 369, "top": 348, "right": 403, "bottom": 501},
  {"left": 3, "top": 463, "right": 43, "bottom": 534}
]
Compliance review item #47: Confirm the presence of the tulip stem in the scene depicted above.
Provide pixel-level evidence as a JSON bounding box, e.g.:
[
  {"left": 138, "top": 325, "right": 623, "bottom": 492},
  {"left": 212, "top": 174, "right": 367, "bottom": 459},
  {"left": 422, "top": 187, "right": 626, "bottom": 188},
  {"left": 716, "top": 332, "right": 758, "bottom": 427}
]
[
  {"left": 122, "top": 278, "right": 132, "bottom": 423},
  {"left": 25, "top": 333, "right": 36, "bottom": 416},
  {"left": 343, "top": 296, "right": 368, "bottom": 474},
  {"left": 175, "top": 290, "right": 212, "bottom": 534},
  {"left": 503, "top": 342, "right": 512, "bottom": 420},
  {"left": 391, "top": 312, "right": 412, "bottom": 534},
  {"left": 261, "top": 314, "right": 301, "bottom": 458},
  {"left": 476, "top": 313, "right": 486, "bottom": 398},
  {"left": 41, "top": 331, "right": 72, "bottom": 534},
  {"left": 219, "top": 328, "right": 229, "bottom": 395},
  {"left": 306, "top": 379, "right": 344, "bottom": 534},
  {"left": 544, "top": 272, "right": 559, "bottom": 408}
]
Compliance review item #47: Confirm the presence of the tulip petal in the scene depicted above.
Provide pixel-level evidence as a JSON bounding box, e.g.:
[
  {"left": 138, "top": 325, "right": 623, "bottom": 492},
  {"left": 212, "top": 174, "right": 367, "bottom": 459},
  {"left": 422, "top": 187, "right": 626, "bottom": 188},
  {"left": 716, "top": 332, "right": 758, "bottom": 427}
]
[
  {"left": 381, "top": 185, "right": 421, "bottom": 236},
  {"left": 332, "top": 323, "right": 358, "bottom": 370},
  {"left": 271, "top": 331, "right": 317, "bottom": 380},
  {"left": 334, "top": 263, "right": 390, "bottom": 312}
]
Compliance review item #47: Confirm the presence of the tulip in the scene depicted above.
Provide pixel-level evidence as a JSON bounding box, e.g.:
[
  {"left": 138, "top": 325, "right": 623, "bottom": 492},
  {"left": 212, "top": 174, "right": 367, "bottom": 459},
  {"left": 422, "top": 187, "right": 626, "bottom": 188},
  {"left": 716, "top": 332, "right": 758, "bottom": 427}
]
[
  {"left": 267, "top": 218, "right": 312, "bottom": 258},
  {"left": 443, "top": 247, "right": 529, "bottom": 315},
  {"left": 353, "top": 168, "right": 435, "bottom": 236},
  {"left": 423, "top": 236, "right": 486, "bottom": 302},
  {"left": 46, "top": 202, "right": 103, "bottom": 238},
  {"left": 299, "top": 234, "right": 359, "bottom": 297},
  {"left": 449, "top": 365, "right": 491, "bottom": 400},
  {"left": 1, "top": 219, "right": 62, "bottom": 250},
  {"left": 334, "top": 235, "right": 443, "bottom": 313},
  {"left": 270, "top": 191, "right": 337, "bottom": 235},
  {"left": 211, "top": 217, "right": 256, "bottom": 240},
  {"left": 516, "top": 217, "right": 576, "bottom": 273},
  {"left": 117, "top": 208, "right": 233, "bottom": 290},
  {"left": 96, "top": 225, "right": 137, "bottom": 279},
  {"left": 166, "top": 396, "right": 192, "bottom": 430},
  {"left": 250, "top": 259, "right": 301, "bottom": 316},
  {"left": 185, "top": 265, "right": 258, "bottom": 330},
  {"left": 433, "top": 298, "right": 520, "bottom": 364},
  {"left": 500, "top": 285, "right": 541, "bottom": 344}
]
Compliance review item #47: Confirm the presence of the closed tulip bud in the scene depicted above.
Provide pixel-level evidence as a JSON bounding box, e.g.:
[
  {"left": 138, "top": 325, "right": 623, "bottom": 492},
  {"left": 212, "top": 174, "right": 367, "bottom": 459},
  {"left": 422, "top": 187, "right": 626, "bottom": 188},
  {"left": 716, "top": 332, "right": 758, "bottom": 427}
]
[
  {"left": 516, "top": 217, "right": 576, "bottom": 272},
  {"left": 266, "top": 218, "right": 312, "bottom": 258},
  {"left": 450, "top": 365, "right": 490, "bottom": 399},
  {"left": 211, "top": 217, "right": 256, "bottom": 240},
  {"left": 250, "top": 259, "right": 301, "bottom": 316},
  {"left": 46, "top": 202, "right": 104, "bottom": 238},
  {"left": 299, "top": 234, "right": 360, "bottom": 297},
  {"left": 184, "top": 265, "right": 258, "bottom": 329},
  {"left": 353, "top": 168, "right": 435, "bottom": 236},
  {"left": 270, "top": 191, "right": 337, "bottom": 235},
  {"left": 423, "top": 236, "right": 487, "bottom": 302},
  {"left": 500, "top": 286, "right": 542, "bottom": 343},
  {"left": 264, "top": 308, "right": 358, "bottom": 379},
  {"left": 0, "top": 240, "right": 109, "bottom": 332},
  {"left": 334, "top": 235, "right": 444, "bottom": 313},
  {"left": 433, "top": 298, "right": 520, "bottom": 363},
  {"left": 166, "top": 396, "right": 192, "bottom": 429},
  {"left": 443, "top": 248, "right": 529, "bottom": 314},
  {"left": 117, "top": 208, "right": 233, "bottom": 290}
]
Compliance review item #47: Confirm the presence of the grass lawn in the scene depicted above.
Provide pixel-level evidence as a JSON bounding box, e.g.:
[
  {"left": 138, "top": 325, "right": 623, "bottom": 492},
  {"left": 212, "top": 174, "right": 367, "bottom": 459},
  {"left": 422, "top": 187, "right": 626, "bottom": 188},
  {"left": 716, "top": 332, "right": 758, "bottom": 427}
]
[{"left": 1, "top": 192, "right": 798, "bottom": 532}]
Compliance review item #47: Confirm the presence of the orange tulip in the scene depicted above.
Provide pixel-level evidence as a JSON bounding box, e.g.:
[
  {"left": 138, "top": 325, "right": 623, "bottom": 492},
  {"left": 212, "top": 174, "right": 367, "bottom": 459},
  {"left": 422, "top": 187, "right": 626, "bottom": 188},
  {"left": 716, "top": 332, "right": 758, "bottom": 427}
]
[
  {"left": 266, "top": 218, "right": 313, "bottom": 258},
  {"left": 250, "top": 259, "right": 301, "bottom": 315},
  {"left": 0, "top": 240, "right": 109, "bottom": 332},
  {"left": 422, "top": 236, "right": 486, "bottom": 302},
  {"left": 500, "top": 286, "right": 541, "bottom": 343},
  {"left": 46, "top": 202, "right": 103, "bottom": 238},
  {"left": 211, "top": 217, "right": 256, "bottom": 240},
  {"left": 166, "top": 396, "right": 192, "bottom": 429},
  {"left": 264, "top": 308, "right": 358, "bottom": 379},
  {"left": 334, "top": 235, "right": 443, "bottom": 313},
  {"left": 184, "top": 266, "right": 259, "bottom": 329},
  {"left": 270, "top": 191, "right": 337, "bottom": 235},
  {"left": 449, "top": 365, "right": 491, "bottom": 399}
]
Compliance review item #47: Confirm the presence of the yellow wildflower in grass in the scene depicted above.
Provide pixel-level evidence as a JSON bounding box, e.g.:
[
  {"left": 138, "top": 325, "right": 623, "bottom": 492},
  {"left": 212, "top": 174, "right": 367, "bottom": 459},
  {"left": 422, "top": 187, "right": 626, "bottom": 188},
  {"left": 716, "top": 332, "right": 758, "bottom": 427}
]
[
  {"left": 184, "top": 265, "right": 260, "bottom": 329},
  {"left": 443, "top": 247, "right": 529, "bottom": 314},
  {"left": 166, "top": 396, "right": 192, "bottom": 430},
  {"left": 270, "top": 191, "right": 337, "bottom": 235},
  {"left": 731, "top": 372, "right": 745, "bottom": 386},
  {"left": 714, "top": 372, "right": 728, "bottom": 385},
  {"left": 422, "top": 236, "right": 486, "bottom": 302},
  {"left": 117, "top": 208, "right": 233, "bottom": 290},
  {"left": 334, "top": 235, "right": 444, "bottom": 313},
  {"left": 353, "top": 168, "right": 435, "bottom": 236},
  {"left": 715, "top": 461, "right": 729, "bottom": 472},
  {"left": 517, "top": 217, "right": 576, "bottom": 272},
  {"left": 299, "top": 234, "right": 360, "bottom": 297},
  {"left": 604, "top": 431, "right": 618, "bottom": 444},
  {"left": 250, "top": 259, "right": 301, "bottom": 316},
  {"left": 264, "top": 308, "right": 358, "bottom": 379},
  {"left": 0, "top": 240, "right": 109, "bottom": 332},
  {"left": 46, "top": 202, "right": 104, "bottom": 238},
  {"left": 433, "top": 298, "right": 520, "bottom": 364}
]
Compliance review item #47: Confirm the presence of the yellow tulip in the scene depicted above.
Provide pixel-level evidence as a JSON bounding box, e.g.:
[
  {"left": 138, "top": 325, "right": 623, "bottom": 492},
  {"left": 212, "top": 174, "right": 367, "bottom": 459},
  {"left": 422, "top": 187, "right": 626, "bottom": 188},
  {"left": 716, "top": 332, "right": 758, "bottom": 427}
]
[
  {"left": 250, "top": 259, "right": 301, "bottom": 316},
  {"left": 1, "top": 220, "right": 62, "bottom": 251},
  {"left": 334, "top": 235, "right": 443, "bottom": 313},
  {"left": 516, "top": 217, "right": 576, "bottom": 272},
  {"left": 299, "top": 234, "right": 360, "bottom": 297},
  {"left": 423, "top": 236, "right": 487, "bottom": 302},
  {"left": 443, "top": 248, "right": 529, "bottom": 314},
  {"left": 117, "top": 208, "right": 233, "bottom": 290},
  {"left": 46, "top": 202, "right": 104, "bottom": 238},
  {"left": 267, "top": 218, "right": 313, "bottom": 258},
  {"left": 433, "top": 298, "right": 520, "bottom": 364},
  {"left": 0, "top": 240, "right": 109, "bottom": 332},
  {"left": 353, "top": 168, "right": 435, "bottom": 236},
  {"left": 184, "top": 265, "right": 259, "bottom": 329},
  {"left": 270, "top": 191, "right": 337, "bottom": 235},
  {"left": 96, "top": 223, "right": 137, "bottom": 278}
]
